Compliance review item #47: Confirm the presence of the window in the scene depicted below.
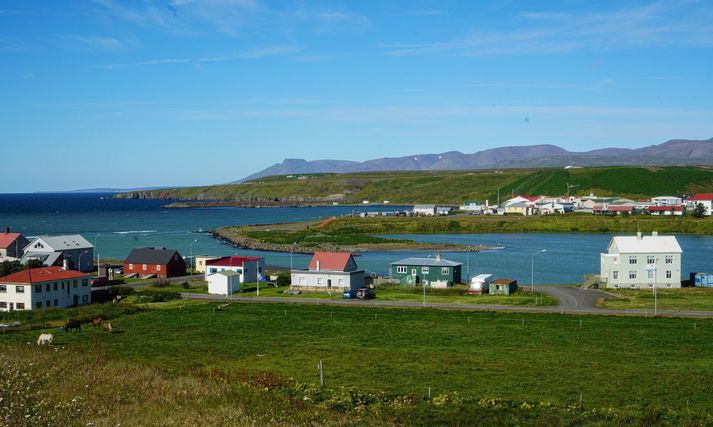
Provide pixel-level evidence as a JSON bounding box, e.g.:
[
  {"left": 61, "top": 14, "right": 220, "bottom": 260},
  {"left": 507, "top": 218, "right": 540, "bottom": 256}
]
[
  {"left": 0, "top": 285, "right": 5, "bottom": 293},
  {"left": 73, "top": 281, "right": 77, "bottom": 289},
  {"left": 209, "top": 268, "right": 217, "bottom": 274},
  {"left": 53, "top": 283, "right": 58, "bottom": 291},
  {"left": 338, "top": 278, "right": 344, "bottom": 286},
  {"left": 397, "top": 266, "right": 407, "bottom": 274},
  {"left": 82, "top": 295, "right": 88, "bottom": 303},
  {"left": 142, "top": 264, "right": 147, "bottom": 271},
  {"left": 299, "top": 277, "right": 305, "bottom": 285},
  {"left": 35, "top": 302, "right": 42, "bottom": 309},
  {"left": 82, "top": 279, "right": 88, "bottom": 286},
  {"left": 647, "top": 256, "right": 655, "bottom": 264},
  {"left": 129, "top": 263, "right": 134, "bottom": 270},
  {"left": 667, "top": 284, "right": 672, "bottom": 288},
  {"left": 666, "top": 270, "right": 672, "bottom": 279},
  {"left": 612, "top": 271, "right": 619, "bottom": 280},
  {"left": 317, "top": 278, "right": 323, "bottom": 285},
  {"left": 665, "top": 255, "right": 674, "bottom": 264},
  {"left": 441, "top": 267, "right": 450, "bottom": 275},
  {"left": 54, "top": 299, "right": 58, "bottom": 307},
  {"left": 629, "top": 271, "right": 637, "bottom": 279},
  {"left": 156, "top": 265, "right": 162, "bottom": 271},
  {"left": 16, "top": 286, "right": 24, "bottom": 294},
  {"left": 647, "top": 270, "right": 654, "bottom": 279},
  {"left": 629, "top": 256, "right": 637, "bottom": 264},
  {"left": 35, "top": 285, "right": 42, "bottom": 293},
  {"left": 46, "top": 300, "right": 52, "bottom": 307},
  {"left": 630, "top": 284, "right": 637, "bottom": 289},
  {"left": 16, "top": 303, "right": 24, "bottom": 310},
  {"left": 0, "top": 302, "right": 6, "bottom": 309},
  {"left": 421, "top": 267, "right": 429, "bottom": 274},
  {"left": 614, "top": 285, "right": 620, "bottom": 289},
  {"left": 45, "top": 283, "right": 50, "bottom": 292}
]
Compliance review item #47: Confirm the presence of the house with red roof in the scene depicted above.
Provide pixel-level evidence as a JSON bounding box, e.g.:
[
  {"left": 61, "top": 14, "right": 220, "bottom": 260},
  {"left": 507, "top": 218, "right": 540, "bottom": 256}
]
[
  {"left": 0, "top": 227, "right": 29, "bottom": 260},
  {"left": 647, "top": 206, "right": 684, "bottom": 216},
  {"left": 204, "top": 255, "right": 264, "bottom": 283},
  {"left": 0, "top": 266, "right": 90, "bottom": 311},
  {"left": 291, "top": 252, "right": 365, "bottom": 292},
  {"left": 686, "top": 193, "right": 713, "bottom": 216}
]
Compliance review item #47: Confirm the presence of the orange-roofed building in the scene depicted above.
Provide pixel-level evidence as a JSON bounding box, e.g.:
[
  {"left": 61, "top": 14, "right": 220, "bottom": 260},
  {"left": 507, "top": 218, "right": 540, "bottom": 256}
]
[
  {"left": 0, "top": 266, "right": 90, "bottom": 311},
  {"left": 291, "top": 252, "right": 364, "bottom": 292}
]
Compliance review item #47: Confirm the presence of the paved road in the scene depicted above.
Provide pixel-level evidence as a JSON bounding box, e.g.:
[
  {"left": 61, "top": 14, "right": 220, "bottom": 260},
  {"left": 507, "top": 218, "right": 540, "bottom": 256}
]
[
  {"left": 536, "top": 285, "right": 608, "bottom": 311},
  {"left": 180, "top": 291, "right": 713, "bottom": 318}
]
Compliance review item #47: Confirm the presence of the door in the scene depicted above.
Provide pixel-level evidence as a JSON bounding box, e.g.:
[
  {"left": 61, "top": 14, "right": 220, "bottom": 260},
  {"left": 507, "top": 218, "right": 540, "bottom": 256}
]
[
  {"left": 327, "top": 279, "right": 332, "bottom": 289},
  {"left": 73, "top": 294, "right": 79, "bottom": 307}
]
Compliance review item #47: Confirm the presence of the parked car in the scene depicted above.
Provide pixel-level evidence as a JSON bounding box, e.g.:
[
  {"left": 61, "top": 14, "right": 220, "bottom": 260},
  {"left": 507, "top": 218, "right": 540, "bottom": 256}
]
[
  {"left": 91, "top": 277, "right": 109, "bottom": 287},
  {"left": 342, "top": 290, "right": 356, "bottom": 299},
  {"left": 356, "top": 287, "right": 376, "bottom": 300}
]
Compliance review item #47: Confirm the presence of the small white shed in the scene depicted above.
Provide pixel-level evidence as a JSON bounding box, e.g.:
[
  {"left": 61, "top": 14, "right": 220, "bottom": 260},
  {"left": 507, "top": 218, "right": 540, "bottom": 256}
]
[
  {"left": 207, "top": 271, "right": 241, "bottom": 295},
  {"left": 469, "top": 274, "right": 494, "bottom": 294}
]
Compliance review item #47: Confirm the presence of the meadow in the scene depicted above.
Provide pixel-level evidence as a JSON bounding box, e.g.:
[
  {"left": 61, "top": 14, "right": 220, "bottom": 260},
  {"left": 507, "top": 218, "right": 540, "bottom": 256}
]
[
  {"left": 116, "top": 166, "right": 713, "bottom": 205},
  {"left": 599, "top": 287, "right": 713, "bottom": 311},
  {"left": 2, "top": 300, "right": 713, "bottom": 425}
]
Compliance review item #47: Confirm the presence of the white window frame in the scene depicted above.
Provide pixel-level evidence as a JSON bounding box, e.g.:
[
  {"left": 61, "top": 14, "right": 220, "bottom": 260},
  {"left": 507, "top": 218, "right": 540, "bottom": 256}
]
[
  {"left": 16, "top": 285, "right": 24, "bottom": 294},
  {"left": 612, "top": 271, "right": 619, "bottom": 280},
  {"left": 421, "top": 266, "right": 429, "bottom": 274},
  {"left": 646, "top": 256, "right": 655, "bottom": 264},
  {"left": 142, "top": 264, "right": 147, "bottom": 271},
  {"left": 647, "top": 270, "right": 654, "bottom": 279},
  {"left": 157, "top": 265, "right": 162, "bottom": 271},
  {"left": 441, "top": 267, "right": 450, "bottom": 275},
  {"left": 666, "top": 270, "right": 672, "bottom": 279},
  {"left": 396, "top": 266, "right": 407, "bottom": 274},
  {"left": 665, "top": 255, "right": 673, "bottom": 264},
  {"left": 629, "top": 270, "right": 637, "bottom": 279},
  {"left": 629, "top": 256, "right": 637, "bottom": 264}
]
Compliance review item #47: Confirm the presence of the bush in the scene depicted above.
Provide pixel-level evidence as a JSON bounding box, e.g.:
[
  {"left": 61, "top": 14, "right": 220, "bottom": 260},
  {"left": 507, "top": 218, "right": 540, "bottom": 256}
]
[
  {"left": 181, "top": 282, "right": 190, "bottom": 289},
  {"left": 276, "top": 272, "right": 291, "bottom": 287},
  {"left": 152, "top": 278, "right": 169, "bottom": 288},
  {"left": 133, "top": 290, "right": 181, "bottom": 303}
]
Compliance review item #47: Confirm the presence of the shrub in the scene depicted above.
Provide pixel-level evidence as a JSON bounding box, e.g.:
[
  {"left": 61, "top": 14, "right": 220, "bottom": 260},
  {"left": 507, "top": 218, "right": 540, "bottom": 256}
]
[
  {"left": 276, "top": 272, "right": 291, "bottom": 287},
  {"left": 133, "top": 290, "right": 181, "bottom": 303}
]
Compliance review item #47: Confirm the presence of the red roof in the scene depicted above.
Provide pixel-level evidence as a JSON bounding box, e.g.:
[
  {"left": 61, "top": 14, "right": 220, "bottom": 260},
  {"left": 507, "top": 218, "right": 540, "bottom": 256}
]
[
  {"left": 205, "top": 255, "right": 262, "bottom": 267},
  {"left": 308, "top": 252, "right": 354, "bottom": 271},
  {"left": 491, "top": 278, "right": 516, "bottom": 285},
  {"left": 520, "top": 195, "right": 540, "bottom": 202},
  {"left": 647, "top": 206, "right": 684, "bottom": 212},
  {"left": 688, "top": 193, "right": 713, "bottom": 201},
  {"left": 0, "top": 232, "right": 21, "bottom": 249},
  {"left": 0, "top": 267, "right": 86, "bottom": 284},
  {"left": 608, "top": 205, "right": 634, "bottom": 212}
]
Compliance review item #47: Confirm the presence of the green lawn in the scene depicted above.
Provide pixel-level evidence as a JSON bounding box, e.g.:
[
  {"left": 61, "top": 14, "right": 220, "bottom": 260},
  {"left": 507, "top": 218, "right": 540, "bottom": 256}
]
[
  {"left": 599, "top": 287, "right": 713, "bottom": 311},
  {"left": 3, "top": 301, "right": 713, "bottom": 424}
]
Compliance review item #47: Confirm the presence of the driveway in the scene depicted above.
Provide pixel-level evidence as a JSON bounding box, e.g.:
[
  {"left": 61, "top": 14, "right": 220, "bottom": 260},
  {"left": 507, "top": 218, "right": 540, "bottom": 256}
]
[{"left": 536, "top": 285, "right": 609, "bottom": 311}]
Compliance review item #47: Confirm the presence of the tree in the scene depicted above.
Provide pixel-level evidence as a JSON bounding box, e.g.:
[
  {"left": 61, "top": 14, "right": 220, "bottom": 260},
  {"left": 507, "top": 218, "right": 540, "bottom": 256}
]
[
  {"left": 26, "top": 259, "right": 43, "bottom": 269},
  {"left": 693, "top": 202, "right": 708, "bottom": 218}
]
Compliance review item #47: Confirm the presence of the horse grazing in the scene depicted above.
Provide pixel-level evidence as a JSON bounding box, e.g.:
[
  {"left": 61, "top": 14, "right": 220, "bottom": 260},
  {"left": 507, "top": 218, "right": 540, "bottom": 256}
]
[
  {"left": 37, "top": 333, "right": 53, "bottom": 345},
  {"left": 102, "top": 321, "right": 113, "bottom": 334},
  {"left": 92, "top": 316, "right": 104, "bottom": 327},
  {"left": 64, "top": 320, "right": 81, "bottom": 332}
]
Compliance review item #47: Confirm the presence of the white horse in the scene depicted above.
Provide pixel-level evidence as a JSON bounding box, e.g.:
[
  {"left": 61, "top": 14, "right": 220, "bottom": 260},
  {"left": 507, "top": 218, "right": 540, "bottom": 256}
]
[{"left": 37, "top": 333, "right": 53, "bottom": 346}]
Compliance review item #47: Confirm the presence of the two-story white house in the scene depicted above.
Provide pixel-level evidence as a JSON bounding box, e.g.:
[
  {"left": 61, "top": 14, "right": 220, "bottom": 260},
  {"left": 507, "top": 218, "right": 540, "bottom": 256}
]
[
  {"left": 21, "top": 235, "right": 95, "bottom": 273},
  {"left": 600, "top": 232, "right": 682, "bottom": 289},
  {"left": 686, "top": 193, "right": 713, "bottom": 216},
  {"left": 204, "top": 255, "right": 264, "bottom": 283},
  {"left": 291, "top": 252, "right": 365, "bottom": 292},
  {"left": 0, "top": 266, "right": 91, "bottom": 311}
]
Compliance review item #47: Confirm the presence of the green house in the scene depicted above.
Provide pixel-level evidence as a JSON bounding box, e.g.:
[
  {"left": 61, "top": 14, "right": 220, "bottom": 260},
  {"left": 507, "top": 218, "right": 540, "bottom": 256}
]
[{"left": 389, "top": 256, "right": 462, "bottom": 286}]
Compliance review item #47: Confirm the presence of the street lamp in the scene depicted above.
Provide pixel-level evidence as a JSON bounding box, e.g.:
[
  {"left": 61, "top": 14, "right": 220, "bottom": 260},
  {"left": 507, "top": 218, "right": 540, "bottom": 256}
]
[
  {"left": 290, "top": 242, "right": 296, "bottom": 271},
  {"left": 466, "top": 245, "right": 471, "bottom": 283},
  {"left": 94, "top": 234, "right": 100, "bottom": 275},
  {"left": 531, "top": 249, "right": 547, "bottom": 294},
  {"left": 189, "top": 239, "right": 198, "bottom": 275}
]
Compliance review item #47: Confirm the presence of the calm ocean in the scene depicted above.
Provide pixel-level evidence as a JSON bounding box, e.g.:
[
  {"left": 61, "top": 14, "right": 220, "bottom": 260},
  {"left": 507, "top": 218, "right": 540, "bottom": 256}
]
[{"left": 2, "top": 193, "right": 712, "bottom": 283}]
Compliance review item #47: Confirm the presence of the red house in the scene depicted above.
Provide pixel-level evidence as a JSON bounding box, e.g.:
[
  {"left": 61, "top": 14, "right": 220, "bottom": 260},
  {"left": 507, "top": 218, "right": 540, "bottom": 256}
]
[{"left": 124, "top": 247, "right": 186, "bottom": 278}]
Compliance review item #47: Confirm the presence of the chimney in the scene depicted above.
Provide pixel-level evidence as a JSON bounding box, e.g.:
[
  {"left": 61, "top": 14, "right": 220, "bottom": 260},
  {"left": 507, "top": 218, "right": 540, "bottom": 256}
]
[
  {"left": 652, "top": 231, "right": 658, "bottom": 237},
  {"left": 485, "top": 199, "right": 489, "bottom": 207},
  {"left": 3, "top": 227, "right": 8, "bottom": 234},
  {"left": 636, "top": 232, "right": 642, "bottom": 240},
  {"left": 62, "top": 259, "right": 70, "bottom": 270},
  {"left": 316, "top": 260, "right": 320, "bottom": 271}
]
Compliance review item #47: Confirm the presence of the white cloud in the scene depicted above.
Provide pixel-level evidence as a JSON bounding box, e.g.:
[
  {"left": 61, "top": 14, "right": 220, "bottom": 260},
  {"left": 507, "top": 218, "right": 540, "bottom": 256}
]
[
  {"left": 57, "top": 34, "right": 134, "bottom": 51},
  {"left": 383, "top": 2, "right": 713, "bottom": 56}
]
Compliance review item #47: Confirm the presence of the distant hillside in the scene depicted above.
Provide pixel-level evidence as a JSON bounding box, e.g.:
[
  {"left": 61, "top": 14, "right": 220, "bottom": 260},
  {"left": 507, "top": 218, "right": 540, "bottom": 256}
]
[
  {"left": 240, "top": 137, "right": 713, "bottom": 182},
  {"left": 116, "top": 166, "right": 713, "bottom": 205}
]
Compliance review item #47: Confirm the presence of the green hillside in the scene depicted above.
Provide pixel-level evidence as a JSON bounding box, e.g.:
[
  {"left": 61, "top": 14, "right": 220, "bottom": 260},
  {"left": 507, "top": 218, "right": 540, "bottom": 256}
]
[{"left": 116, "top": 166, "right": 713, "bottom": 204}]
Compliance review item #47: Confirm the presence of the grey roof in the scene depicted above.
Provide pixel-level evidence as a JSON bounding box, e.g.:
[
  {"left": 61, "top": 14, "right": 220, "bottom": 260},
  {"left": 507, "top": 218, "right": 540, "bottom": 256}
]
[
  {"left": 413, "top": 204, "right": 436, "bottom": 210},
  {"left": 125, "top": 247, "right": 183, "bottom": 265},
  {"left": 391, "top": 257, "right": 462, "bottom": 267},
  {"left": 21, "top": 252, "right": 63, "bottom": 267},
  {"left": 213, "top": 270, "right": 240, "bottom": 277},
  {"left": 25, "top": 235, "right": 93, "bottom": 251}
]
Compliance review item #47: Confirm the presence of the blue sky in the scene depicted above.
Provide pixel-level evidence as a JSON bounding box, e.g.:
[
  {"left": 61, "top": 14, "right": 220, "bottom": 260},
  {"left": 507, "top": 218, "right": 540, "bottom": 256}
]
[{"left": 1, "top": 0, "right": 712, "bottom": 192}]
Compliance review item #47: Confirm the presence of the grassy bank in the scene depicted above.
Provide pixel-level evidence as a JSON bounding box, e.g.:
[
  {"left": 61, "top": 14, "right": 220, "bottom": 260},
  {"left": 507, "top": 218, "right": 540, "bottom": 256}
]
[
  {"left": 236, "top": 283, "right": 559, "bottom": 307},
  {"left": 598, "top": 288, "right": 713, "bottom": 311},
  {"left": 2, "top": 301, "right": 713, "bottom": 426},
  {"left": 116, "top": 166, "right": 713, "bottom": 205}
]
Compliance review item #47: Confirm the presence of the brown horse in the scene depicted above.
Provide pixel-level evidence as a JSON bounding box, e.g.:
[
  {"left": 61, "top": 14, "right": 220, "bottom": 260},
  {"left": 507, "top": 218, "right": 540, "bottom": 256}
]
[
  {"left": 102, "top": 322, "right": 113, "bottom": 334},
  {"left": 92, "top": 316, "right": 103, "bottom": 327}
]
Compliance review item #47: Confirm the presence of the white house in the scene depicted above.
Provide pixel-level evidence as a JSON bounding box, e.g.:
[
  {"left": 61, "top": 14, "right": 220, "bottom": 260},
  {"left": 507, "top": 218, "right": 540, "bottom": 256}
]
[
  {"left": 22, "top": 235, "right": 95, "bottom": 273},
  {"left": 207, "top": 271, "right": 241, "bottom": 295},
  {"left": 204, "top": 255, "right": 264, "bottom": 283},
  {"left": 460, "top": 202, "right": 482, "bottom": 212},
  {"left": 413, "top": 204, "right": 437, "bottom": 216},
  {"left": 600, "top": 232, "right": 682, "bottom": 289},
  {"left": 686, "top": 193, "right": 713, "bottom": 216},
  {"left": 291, "top": 252, "right": 365, "bottom": 292},
  {"left": 194, "top": 255, "right": 219, "bottom": 274},
  {"left": 651, "top": 196, "right": 683, "bottom": 207},
  {"left": 0, "top": 266, "right": 91, "bottom": 311},
  {"left": 436, "top": 206, "right": 453, "bottom": 216}
]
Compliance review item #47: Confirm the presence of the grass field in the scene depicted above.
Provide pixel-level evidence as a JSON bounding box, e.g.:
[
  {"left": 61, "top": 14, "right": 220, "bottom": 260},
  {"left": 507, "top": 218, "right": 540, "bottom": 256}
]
[
  {"left": 236, "top": 284, "right": 559, "bottom": 307},
  {"left": 116, "top": 166, "right": 713, "bottom": 205},
  {"left": 598, "top": 287, "right": 713, "bottom": 311},
  {"left": 2, "top": 300, "right": 713, "bottom": 425}
]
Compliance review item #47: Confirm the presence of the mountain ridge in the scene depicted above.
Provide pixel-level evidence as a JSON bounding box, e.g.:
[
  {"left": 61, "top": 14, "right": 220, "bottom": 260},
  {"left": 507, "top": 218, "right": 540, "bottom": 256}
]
[{"left": 240, "top": 137, "right": 713, "bottom": 182}]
